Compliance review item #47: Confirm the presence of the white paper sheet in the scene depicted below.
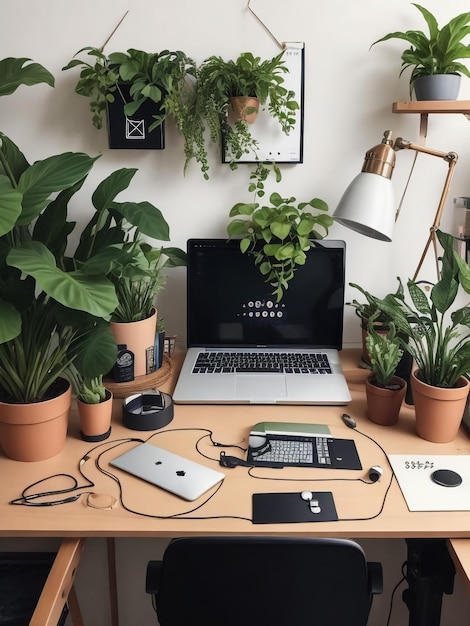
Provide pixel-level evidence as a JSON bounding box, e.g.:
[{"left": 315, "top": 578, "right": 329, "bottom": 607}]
[{"left": 388, "top": 454, "right": 470, "bottom": 511}]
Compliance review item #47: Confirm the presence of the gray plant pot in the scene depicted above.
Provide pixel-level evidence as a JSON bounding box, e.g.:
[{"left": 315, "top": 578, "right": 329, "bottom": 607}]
[{"left": 413, "top": 74, "right": 461, "bottom": 101}]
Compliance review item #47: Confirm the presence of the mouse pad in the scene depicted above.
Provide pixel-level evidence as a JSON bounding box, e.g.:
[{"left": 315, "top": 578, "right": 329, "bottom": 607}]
[
  {"left": 252, "top": 491, "right": 338, "bottom": 524},
  {"left": 388, "top": 454, "right": 470, "bottom": 511}
]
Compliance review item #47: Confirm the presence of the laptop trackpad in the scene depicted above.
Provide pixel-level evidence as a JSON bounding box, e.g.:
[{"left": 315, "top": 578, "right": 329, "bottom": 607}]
[{"left": 236, "top": 375, "right": 287, "bottom": 400}]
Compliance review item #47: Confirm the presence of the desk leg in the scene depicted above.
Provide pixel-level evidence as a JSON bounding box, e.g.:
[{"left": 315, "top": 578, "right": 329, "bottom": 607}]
[
  {"left": 402, "top": 539, "right": 455, "bottom": 626},
  {"left": 107, "top": 538, "right": 120, "bottom": 626}
]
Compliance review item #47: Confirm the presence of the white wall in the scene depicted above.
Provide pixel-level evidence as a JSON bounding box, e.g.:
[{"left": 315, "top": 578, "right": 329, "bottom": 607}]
[
  {"left": 2, "top": 1, "right": 470, "bottom": 624},
  {"left": 2, "top": 0, "right": 470, "bottom": 349}
]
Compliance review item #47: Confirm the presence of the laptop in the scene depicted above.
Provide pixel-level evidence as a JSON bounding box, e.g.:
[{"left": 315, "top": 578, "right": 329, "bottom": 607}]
[
  {"left": 110, "top": 442, "right": 225, "bottom": 501},
  {"left": 173, "top": 238, "right": 351, "bottom": 405}
]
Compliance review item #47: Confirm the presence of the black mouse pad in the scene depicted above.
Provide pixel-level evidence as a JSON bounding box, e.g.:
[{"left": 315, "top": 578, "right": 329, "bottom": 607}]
[{"left": 252, "top": 491, "right": 338, "bottom": 524}]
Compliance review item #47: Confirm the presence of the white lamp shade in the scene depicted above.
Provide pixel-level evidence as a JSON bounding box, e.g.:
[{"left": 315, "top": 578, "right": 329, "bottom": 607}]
[{"left": 333, "top": 172, "right": 396, "bottom": 242}]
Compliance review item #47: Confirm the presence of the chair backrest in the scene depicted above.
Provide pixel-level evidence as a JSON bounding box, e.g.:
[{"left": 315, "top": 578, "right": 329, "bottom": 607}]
[{"left": 146, "top": 536, "right": 382, "bottom": 626}]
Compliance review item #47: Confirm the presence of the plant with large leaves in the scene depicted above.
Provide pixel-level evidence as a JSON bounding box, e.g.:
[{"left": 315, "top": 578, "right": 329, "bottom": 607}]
[
  {"left": 0, "top": 56, "right": 185, "bottom": 402},
  {"left": 371, "top": 4, "right": 470, "bottom": 97},
  {"left": 373, "top": 230, "right": 470, "bottom": 388}
]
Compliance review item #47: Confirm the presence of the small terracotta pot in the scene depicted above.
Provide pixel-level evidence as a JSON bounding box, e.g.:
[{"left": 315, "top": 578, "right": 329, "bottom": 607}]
[
  {"left": 111, "top": 308, "right": 157, "bottom": 377},
  {"left": 0, "top": 379, "right": 71, "bottom": 461},
  {"left": 365, "top": 375, "right": 407, "bottom": 426},
  {"left": 229, "top": 96, "right": 259, "bottom": 124},
  {"left": 77, "top": 390, "right": 113, "bottom": 442},
  {"left": 411, "top": 371, "right": 470, "bottom": 443}
]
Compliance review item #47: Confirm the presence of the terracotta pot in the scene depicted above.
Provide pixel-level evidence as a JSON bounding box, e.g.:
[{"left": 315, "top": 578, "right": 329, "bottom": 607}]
[
  {"left": 411, "top": 371, "right": 470, "bottom": 443},
  {"left": 229, "top": 96, "right": 259, "bottom": 124},
  {"left": 77, "top": 390, "right": 113, "bottom": 442},
  {"left": 111, "top": 309, "right": 157, "bottom": 377},
  {"left": 0, "top": 379, "right": 71, "bottom": 461},
  {"left": 365, "top": 375, "right": 407, "bottom": 426}
]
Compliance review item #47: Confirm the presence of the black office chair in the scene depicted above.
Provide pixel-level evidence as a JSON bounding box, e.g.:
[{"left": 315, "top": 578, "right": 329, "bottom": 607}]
[{"left": 146, "top": 536, "right": 383, "bottom": 626}]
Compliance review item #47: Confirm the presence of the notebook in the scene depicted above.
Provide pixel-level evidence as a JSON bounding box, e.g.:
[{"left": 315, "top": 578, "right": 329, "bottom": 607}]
[
  {"left": 173, "top": 238, "right": 351, "bottom": 405},
  {"left": 109, "top": 442, "right": 225, "bottom": 501}
]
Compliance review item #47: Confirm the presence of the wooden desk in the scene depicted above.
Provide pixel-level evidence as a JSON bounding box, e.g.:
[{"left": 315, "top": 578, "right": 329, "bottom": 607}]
[
  {"left": 1, "top": 349, "right": 470, "bottom": 539},
  {"left": 447, "top": 539, "right": 470, "bottom": 594},
  {"left": 1, "top": 349, "right": 469, "bottom": 625}
]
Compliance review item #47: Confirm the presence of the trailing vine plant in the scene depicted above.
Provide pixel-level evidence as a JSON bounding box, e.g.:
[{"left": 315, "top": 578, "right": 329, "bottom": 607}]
[{"left": 227, "top": 163, "right": 333, "bottom": 301}]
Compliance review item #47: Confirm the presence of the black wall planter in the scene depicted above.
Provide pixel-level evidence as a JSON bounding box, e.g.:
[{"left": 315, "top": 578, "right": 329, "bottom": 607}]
[{"left": 106, "top": 83, "right": 165, "bottom": 150}]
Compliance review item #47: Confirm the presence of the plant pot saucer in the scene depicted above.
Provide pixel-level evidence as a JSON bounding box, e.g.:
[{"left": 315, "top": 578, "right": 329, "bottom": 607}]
[{"left": 80, "top": 425, "right": 112, "bottom": 442}]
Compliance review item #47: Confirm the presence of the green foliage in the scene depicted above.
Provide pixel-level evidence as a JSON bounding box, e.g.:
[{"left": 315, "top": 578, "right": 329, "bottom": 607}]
[
  {"left": 365, "top": 323, "right": 404, "bottom": 388},
  {"left": 0, "top": 57, "right": 54, "bottom": 96},
  {"left": 372, "top": 230, "right": 470, "bottom": 388},
  {"left": 371, "top": 4, "right": 470, "bottom": 95},
  {"left": 195, "top": 51, "right": 299, "bottom": 174},
  {"left": 0, "top": 57, "right": 186, "bottom": 401},
  {"left": 227, "top": 164, "right": 332, "bottom": 302},
  {"left": 347, "top": 283, "right": 397, "bottom": 328},
  {"left": 66, "top": 364, "right": 107, "bottom": 404},
  {"left": 63, "top": 47, "right": 197, "bottom": 132}
]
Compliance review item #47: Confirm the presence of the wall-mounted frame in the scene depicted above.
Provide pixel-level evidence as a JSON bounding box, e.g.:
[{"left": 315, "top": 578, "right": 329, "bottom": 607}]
[{"left": 223, "top": 42, "right": 304, "bottom": 164}]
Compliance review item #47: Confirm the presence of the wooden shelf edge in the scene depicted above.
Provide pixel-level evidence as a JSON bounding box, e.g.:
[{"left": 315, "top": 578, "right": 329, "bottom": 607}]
[{"left": 393, "top": 100, "right": 470, "bottom": 115}]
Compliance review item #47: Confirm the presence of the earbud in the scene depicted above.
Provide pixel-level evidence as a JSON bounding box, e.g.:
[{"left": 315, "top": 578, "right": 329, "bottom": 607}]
[
  {"left": 300, "top": 490, "right": 322, "bottom": 514},
  {"left": 368, "top": 466, "right": 383, "bottom": 483},
  {"left": 219, "top": 452, "right": 253, "bottom": 468}
]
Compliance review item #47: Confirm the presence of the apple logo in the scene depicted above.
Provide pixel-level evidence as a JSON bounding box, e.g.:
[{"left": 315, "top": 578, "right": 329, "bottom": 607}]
[
  {"left": 176, "top": 470, "right": 186, "bottom": 477},
  {"left": 154, "top": 461, "right": 162, "bottom": 466}
]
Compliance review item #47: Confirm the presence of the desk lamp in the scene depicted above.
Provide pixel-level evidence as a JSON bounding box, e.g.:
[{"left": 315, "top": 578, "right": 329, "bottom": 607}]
[{"left": 333, "top": 130, "right": 458, "bottom": 280}]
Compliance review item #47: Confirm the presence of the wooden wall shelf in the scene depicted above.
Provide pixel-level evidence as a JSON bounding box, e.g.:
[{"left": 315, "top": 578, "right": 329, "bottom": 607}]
[{"left": 393, "top": 101, "right": 470, "bottom": 116}]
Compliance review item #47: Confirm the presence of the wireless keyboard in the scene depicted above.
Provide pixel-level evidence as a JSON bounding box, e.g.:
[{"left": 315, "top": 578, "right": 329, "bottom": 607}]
[{"left": 246, "top": 434, "right": 362, "bottom": 470}]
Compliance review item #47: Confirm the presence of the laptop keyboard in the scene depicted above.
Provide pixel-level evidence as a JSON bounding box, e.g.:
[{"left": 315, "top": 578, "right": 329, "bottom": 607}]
[
  {"left": 192, "top": 352, "right": 332, "bottom": 374},
  {"left": 248, "top": 435, "right": 332, "bottom": 467}
]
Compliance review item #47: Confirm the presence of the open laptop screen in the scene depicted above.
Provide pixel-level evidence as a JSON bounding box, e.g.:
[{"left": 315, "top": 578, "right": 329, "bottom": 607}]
[{"left": 186, "top": 238, "right": 346, "bottom": 349}]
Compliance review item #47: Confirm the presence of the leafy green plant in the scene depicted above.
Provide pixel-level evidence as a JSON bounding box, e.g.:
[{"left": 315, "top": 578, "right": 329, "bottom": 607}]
[
  {"left": 373, "top": 230, "right": 470, "bottom": 388},
  {"left": 67, "top": 365, "right": 107, "bottom": 404},
  {"left": 365, "top": 322, "right": 404, "bottom": 388},
  {"left": 227, "top": 163, "right": 332, "bottom": 301},
  {"left": 194, "top": 51, "right": 299, "bottom": 174},
  {"left": 109, "top": 240, "right": 187, "bottom": 323},
  {"left": 0, "top": 57, "right": 186, "bottom": 402},
  {"left": 63, "top": 46, "right": 198, "bottom": 144},
  {"left": 347, "top": 283, "right": 396, "bottom": 329},
  {"left": 371, "top": 4, "right": 470, "bottom": 95}
]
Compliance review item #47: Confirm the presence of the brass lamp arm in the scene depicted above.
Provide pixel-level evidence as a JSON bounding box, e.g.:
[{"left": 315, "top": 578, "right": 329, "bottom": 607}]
[{"left": 393, "top": 137, "right": 459, "bottom": 280}]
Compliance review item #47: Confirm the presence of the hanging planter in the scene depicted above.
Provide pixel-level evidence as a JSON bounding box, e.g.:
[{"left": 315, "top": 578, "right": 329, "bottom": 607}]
[
  {"left": 229, "top": 96, "right": 260, "bottom": 124},
  {"left": 106, "top": 82, "right": 165, "bottom": 150}
]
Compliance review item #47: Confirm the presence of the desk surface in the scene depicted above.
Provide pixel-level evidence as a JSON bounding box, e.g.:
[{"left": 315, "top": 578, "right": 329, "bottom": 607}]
[{"left": 2, "top": 350, "right": 470, "bottom": 539}]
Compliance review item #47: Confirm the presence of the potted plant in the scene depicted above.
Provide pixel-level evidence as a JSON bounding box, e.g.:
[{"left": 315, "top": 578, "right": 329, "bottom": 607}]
[
  {"left": 373, "top": 230, "right": 470, "bottom": 442},
  {"left": 107, "top": 227, "right": 187, "bottom": 377},
  {"left": 347, "top": 283, "right": 395, "bottom": 366},
  {"left": 0, "top": 57, "right": 120, "bottom": 461},
  {"left": 62, "top": 47, "right": 197, "bottom": 150},
  {"left": 370, "top": 4, "right": 470, "bottom": 100},
  {"left": 364, "top": 322, "right": 407, "bottom": 426},
  {"left": 227, "top": 163, "right": 332, "bottom": 301},
  {"left": 66, "top": 366, "right": 113, "bottom": 442},
  {"left": 0, "top": 58, "right": 186, "bottom": 460},
  {"left": 194, "top": 51, "right": 299, "bottom": 172}
]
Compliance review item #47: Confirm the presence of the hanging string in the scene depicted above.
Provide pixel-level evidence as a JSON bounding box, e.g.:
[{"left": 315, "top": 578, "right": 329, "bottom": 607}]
[
  {"left": 246, "top": 0, "right": 284, "bottom": 50},
  {"left": 99, "top": 10, "right": 130, "bottom": 53}
]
